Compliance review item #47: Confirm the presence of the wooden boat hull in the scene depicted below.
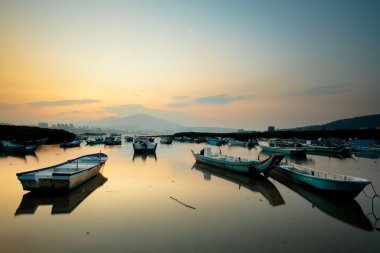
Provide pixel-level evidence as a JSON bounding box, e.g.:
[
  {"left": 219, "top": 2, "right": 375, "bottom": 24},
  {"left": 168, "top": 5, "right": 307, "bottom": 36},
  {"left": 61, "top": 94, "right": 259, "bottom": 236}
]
[
  {"left": 17, "top": 153, "right": 108, "bottom": 192},
  {"left": 271, "top": 164, "right": 370, "bottom": 198}
]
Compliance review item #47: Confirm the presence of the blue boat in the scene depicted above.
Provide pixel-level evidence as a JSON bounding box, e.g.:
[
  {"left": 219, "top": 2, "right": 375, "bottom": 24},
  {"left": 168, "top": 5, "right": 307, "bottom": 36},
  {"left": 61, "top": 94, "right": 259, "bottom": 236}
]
[{"left": 271, "top": 162, "right": 370, "bottom": 198}]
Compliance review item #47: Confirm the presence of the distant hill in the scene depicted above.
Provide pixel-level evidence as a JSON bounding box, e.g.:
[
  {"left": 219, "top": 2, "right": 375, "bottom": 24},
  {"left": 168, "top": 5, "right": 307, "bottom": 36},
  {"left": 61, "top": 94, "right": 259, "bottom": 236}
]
[
  {"left": 79, "top": 114, "right": 237, "bottom": 134},
  {"left": 292, "top": 114, "right": 380, "bottom": 131}
]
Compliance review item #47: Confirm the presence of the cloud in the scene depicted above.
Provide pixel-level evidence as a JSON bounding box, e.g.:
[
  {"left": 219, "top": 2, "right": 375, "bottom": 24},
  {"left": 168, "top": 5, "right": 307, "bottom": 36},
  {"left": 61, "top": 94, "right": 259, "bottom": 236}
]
[
  {"left": 28, "top": 99, "right": 100, "bottom": 107},
  {"left": 169, "top": 94, "right": 248, "bottom": 108},
  {"left": 289, "top": 83, "right": 349, "bottom": 97}
]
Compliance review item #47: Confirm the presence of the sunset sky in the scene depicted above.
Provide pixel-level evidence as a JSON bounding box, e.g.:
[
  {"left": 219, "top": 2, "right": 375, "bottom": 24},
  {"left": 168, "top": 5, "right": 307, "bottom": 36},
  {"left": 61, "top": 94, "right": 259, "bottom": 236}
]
[{"left": 1, "top": 0, "right": 379, "bottom": 130}]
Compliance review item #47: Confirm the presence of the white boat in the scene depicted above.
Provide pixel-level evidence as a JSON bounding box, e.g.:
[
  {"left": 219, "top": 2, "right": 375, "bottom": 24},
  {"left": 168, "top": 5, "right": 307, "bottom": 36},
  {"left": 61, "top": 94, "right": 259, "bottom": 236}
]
[
  {"left": 191, "top": 147, "right": 284, "bottom": 174},
  {"left": 271, "top": 162, "right": 370, "bottom": 198},
  {"left": 16, "top": 153, "right": 108, "bottom": 192}
]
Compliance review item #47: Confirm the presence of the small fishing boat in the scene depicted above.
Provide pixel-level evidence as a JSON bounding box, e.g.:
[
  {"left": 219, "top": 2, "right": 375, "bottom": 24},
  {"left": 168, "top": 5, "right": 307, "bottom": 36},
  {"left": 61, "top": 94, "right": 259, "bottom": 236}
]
[
  {"left": 191, "top": 147, "right": 284, "bottom": 174},
  {"left": 258, "top": 139, "right": 306, "bottom": 157},
  {"left": 16, "top": 153, "right": 108, "bottom": 192},
  {"left": 268, "top": 170, "right": 373, "bottom": 231},
  {"left": 228, "top": 139, "right": 247, "bottom": 147},
  {"left": 271, "top": 162, "right": 370, "bottom": 198},
  {"left": 0, "top": 140, "right": 37, "bottom": 153},
  {"left": 133, "top": 139, "right": 157, "bottom": 154},
  {"left": 60, "top": 140, "right": 81, "bottom": 148},
  {"left": 304, "top": 144, "right": 351, "bottom": 157},
  {"left": 125, "top": 136, "right": 134, "bottom": 142},
  {"left": 207, "top": 138, "right": 222, "bottom": 146},
  {"left": 86, "top": 137, "right": 104, "bottom": 145},
  {"left": 104, "top": 136, "right": 122, "bottom": 145},
  {"left": 160, "top": 137, "right": 173, "bottom": 144}
]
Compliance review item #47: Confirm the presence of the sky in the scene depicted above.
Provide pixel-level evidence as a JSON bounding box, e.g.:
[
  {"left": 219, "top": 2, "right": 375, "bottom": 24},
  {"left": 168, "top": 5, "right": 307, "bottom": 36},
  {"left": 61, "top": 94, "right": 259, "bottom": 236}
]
[{"left": 0, "top": 0, "right": 379, "bottom": 130}]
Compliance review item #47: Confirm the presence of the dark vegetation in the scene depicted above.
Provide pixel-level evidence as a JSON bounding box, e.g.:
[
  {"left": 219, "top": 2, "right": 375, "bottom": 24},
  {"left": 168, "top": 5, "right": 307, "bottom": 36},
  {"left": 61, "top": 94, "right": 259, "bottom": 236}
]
[
  {"left": 173, "top": 129, "right": 380, "bottom": 141},
  {"left": 0, "top": 125, "right": 76, "bottom": 144},
  {"left": 292, "top": 114, "right": 380, "bottom": 130}
]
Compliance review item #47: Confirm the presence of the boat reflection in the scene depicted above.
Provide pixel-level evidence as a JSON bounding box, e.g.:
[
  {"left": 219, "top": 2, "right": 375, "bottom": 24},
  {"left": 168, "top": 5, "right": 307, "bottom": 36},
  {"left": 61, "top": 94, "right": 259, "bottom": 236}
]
[
  {"left": 0, "top": 151, "right": 38, "bottom": 163},
  {"left": 132, "top": 153, "right": 157, "bottom": 162},
  {"left": 268, "top": 171, "right": 373, "bottom": 231},
  {"left": 15, "top": 173, "right": 107, "bottom": 215},
  {"left": 192, "top": 162, "right": 285, "bottom": 207}
]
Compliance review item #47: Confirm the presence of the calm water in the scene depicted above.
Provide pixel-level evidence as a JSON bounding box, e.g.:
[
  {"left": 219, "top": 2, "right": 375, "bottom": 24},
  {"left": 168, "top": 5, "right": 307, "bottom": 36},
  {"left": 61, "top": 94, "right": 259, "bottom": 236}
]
[{"left": 1, "top": 141, "right": 379, "bottom": 253}]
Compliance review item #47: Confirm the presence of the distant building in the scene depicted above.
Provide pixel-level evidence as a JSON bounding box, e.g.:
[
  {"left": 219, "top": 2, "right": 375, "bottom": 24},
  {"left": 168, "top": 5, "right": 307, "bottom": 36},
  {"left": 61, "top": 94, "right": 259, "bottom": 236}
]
[
  {"left": 268, "top": 126, "right": 275, "bottom": 132},
  {"left": 38, "top": 122, "right": 48, "bottom": 128}
]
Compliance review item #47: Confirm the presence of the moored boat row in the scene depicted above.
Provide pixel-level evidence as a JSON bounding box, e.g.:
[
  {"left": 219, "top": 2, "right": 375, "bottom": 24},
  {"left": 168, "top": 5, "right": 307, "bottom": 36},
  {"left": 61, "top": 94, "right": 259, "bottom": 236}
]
[
  {"left": 15, "top": 138, "right": 376, "bottom": 202},
  {"left": 190, "top": 146, "right": 372, "bottom": 199}
]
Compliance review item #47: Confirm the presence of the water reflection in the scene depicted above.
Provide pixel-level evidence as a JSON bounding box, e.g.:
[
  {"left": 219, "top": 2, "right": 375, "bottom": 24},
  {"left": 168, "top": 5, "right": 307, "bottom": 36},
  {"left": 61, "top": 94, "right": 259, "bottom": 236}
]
[
  {"left": 132, "top": 153, "right": 157, "bottom": 162},
  {"left": 15, "top": 174, "right": 107, "bottom": 215},
  {"left": 192, "top": 162, "right": 285, "bottom": 207},
  {"left": 268, "top": 171, "right": 373, "bottom": 231},
  {"left": 0, "top": 151, "right": 38, "bottom": 163}
]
